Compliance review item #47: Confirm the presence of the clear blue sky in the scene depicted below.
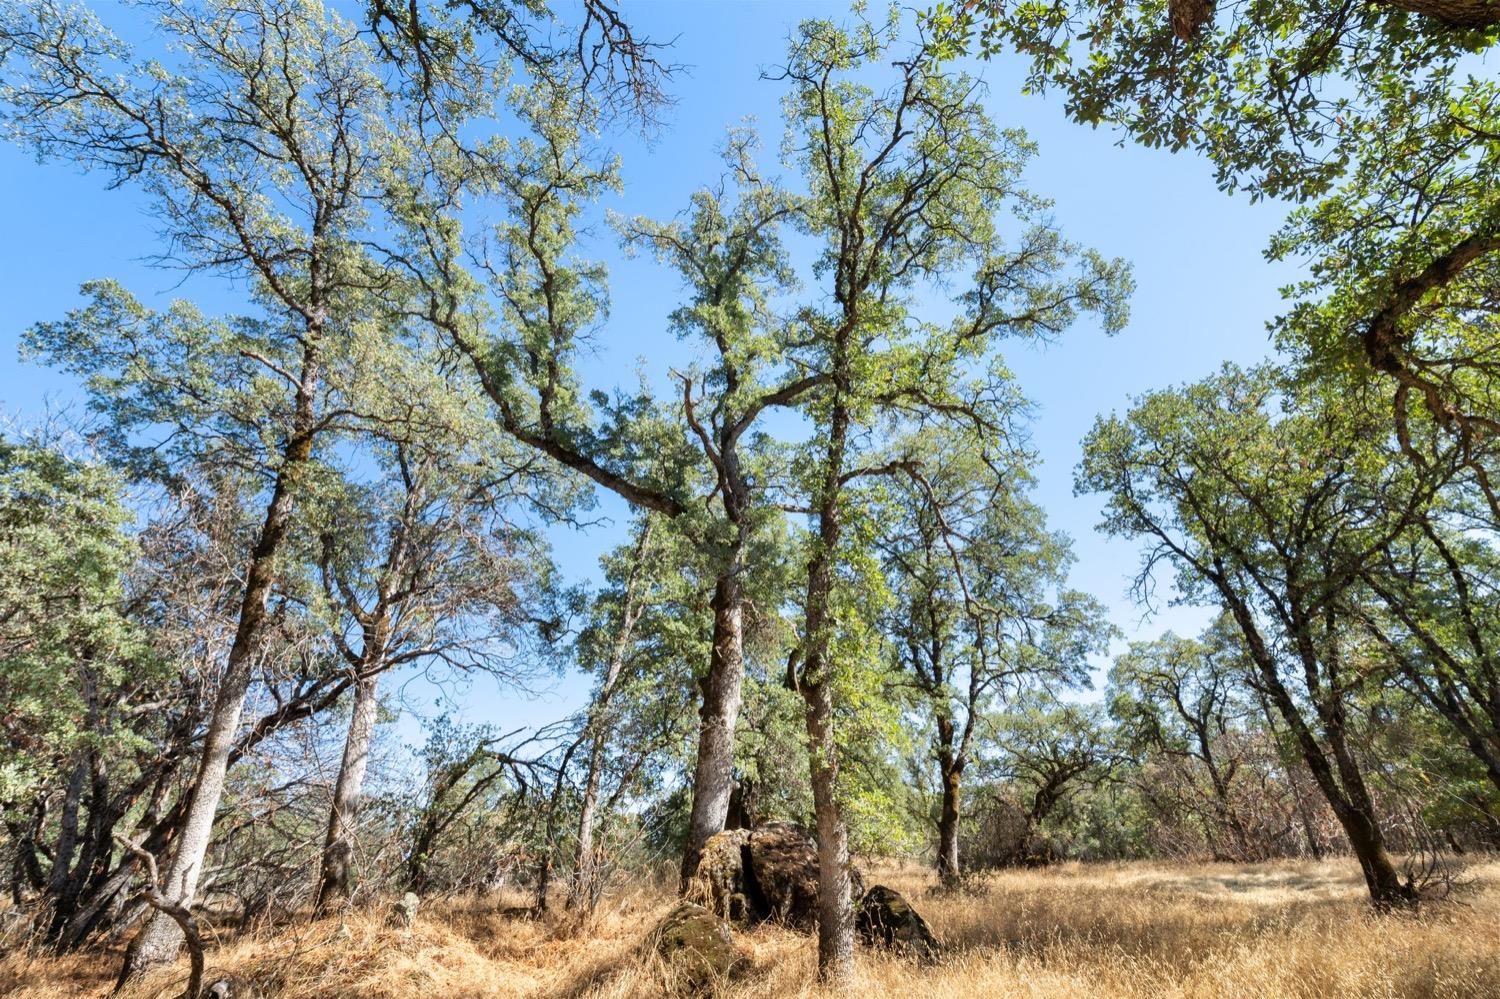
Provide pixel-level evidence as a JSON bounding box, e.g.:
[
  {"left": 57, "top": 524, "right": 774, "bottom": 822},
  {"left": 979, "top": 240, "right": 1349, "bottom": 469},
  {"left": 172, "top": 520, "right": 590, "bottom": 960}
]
[{"left": 0, "top": 1, "right": 1302, "bottom": 732}]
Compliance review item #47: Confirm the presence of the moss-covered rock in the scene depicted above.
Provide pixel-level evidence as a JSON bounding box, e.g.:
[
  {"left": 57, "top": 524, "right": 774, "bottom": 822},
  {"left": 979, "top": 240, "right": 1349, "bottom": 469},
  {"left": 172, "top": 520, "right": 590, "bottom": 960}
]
[
  {"left": 856, "top": 884, "right": 940, "bottom": 961},
  {"left": 745, "top": 823, "right": 820, "bottom": 928},
  {"left": 687, "top": 828, "right": 753, "bottom": 921},
  {"left": 650, "top": 900, "right": 748, "bottom": 987}
]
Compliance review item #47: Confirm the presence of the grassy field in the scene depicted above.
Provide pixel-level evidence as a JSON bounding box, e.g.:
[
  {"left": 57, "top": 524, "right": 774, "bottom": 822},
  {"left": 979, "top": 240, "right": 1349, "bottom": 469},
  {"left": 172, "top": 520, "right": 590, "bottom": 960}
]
[{"left": 6, "top": 858, "right": 1500, "bottom": 998}]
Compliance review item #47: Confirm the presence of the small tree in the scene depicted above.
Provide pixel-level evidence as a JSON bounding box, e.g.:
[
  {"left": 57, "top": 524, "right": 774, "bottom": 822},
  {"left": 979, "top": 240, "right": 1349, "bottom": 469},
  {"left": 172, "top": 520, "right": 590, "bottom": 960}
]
[
  {"left": 879, "top": 439, "right": 1108, "bottom": 882},
  {"left": 310, "top": 421, "right": 555, "bottom": 913},
  {"left": 1109, "top": 623, "right": 1289, "bottom": 861},
  {"left": 984, "top": 697, "right": 1110, "bottom": 864}
]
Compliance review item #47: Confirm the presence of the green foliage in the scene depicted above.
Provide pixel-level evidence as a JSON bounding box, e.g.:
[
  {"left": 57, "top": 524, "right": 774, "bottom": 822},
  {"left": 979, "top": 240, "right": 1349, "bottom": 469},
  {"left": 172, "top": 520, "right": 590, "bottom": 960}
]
[
  {"left": 929, "top": 0, "right": 1498, "bottom": 201},
  {"left": 1078, "top": 363, "right": 1429, "bottom": 620},
  {"left": 1268, "top": 76, "right": 1500, "bottom": 454},
  {"left": 735, "top": 675, "right": 814, "bottom": 825},
  {"left": 22, "top": 283, "right": 414, "bottom": 487},
  {"left": 1108, "top": 623, "right": 1246, "bottom": 759},
  {"left": 927, "top": 0, "right": 1499, "bottom": 508},
  {"left": 0, "top": 435, "right": 152, "bottom": 803}
]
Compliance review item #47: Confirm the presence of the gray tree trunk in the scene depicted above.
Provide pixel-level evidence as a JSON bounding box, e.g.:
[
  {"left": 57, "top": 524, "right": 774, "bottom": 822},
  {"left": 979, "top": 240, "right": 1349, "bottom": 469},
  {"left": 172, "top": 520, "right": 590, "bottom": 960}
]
[
  {"left": 569, "top": 737, "right": 607, "bottom": 909},
  {"left": 315, "top": 669, "right": 381, "bottom": 914},
  {"left": 804, "top": 677, "right": 855, "bottom": 986},
  {"left": 116, "top": 645, "right": 259, "bottom": 984},
  {"left": 679, "top": 570, "right": 746, "bottom": 887}
]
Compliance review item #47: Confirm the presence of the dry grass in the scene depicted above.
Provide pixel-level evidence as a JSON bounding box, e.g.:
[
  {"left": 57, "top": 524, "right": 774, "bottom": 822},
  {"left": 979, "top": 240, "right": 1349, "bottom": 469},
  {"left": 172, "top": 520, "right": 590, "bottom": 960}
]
[{"left": 6, "top": 858, "right": 1500, "bottom": 998}]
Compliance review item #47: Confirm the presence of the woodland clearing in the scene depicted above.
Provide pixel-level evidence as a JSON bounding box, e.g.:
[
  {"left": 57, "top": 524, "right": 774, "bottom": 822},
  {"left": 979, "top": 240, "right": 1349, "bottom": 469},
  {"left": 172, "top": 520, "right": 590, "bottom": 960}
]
[{"left": 6, "top": 858, "right": 1498, "bottom": 999}]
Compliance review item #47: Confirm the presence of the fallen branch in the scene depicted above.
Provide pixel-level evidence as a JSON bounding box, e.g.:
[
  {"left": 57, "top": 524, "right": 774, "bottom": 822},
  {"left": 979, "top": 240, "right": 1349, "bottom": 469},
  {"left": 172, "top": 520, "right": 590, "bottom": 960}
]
[{"left": 114, "top": 837, "right": 206, "bottom": 999}]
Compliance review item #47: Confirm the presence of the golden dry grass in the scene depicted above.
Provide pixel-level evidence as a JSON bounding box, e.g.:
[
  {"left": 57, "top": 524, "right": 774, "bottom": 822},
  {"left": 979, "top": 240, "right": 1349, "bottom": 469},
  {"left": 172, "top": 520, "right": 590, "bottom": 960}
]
[{"left": 6, "top": 858, "right": 1500, "bottom": 999}]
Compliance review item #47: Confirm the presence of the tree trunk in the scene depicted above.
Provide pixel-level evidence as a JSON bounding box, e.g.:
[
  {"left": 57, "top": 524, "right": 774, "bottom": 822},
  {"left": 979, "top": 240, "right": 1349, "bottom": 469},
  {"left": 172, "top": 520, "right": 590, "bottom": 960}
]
[
  {"left": 314, "top": 668, "right": 381, "bottom": 915},
  {"left": 117, "top": 656, "right": 258, "bottom": 981},
  {"left": 118, "top": 394, "right": 317, "bottom": 986},
  {"left": 1324, "top": 722, "right": 1415, "bottom": 909},
  {"left": 794, "top": 344, "right": 855, "bottom": 984},
  {"left": 799, "top": 410, "right": 855, "bottom": 984},
  {"left": 1223, "top": 596, "right": 1415, "bottom": 909},
  {"left": 44, "top": 757, "right": 87, "bottom": 934},
  {"left": 679, "top": 570, "right": 746, "bottom": 888},
  {"left": 1289, "top": 714, "right": 1409, "bottom": 907},
  {"left": 936, "top": 760, "right": 962, "bottom": 884},
  {"left": 803, "top": 677, "right": 855, "bottom": 987},
  {"left": 569, "top": 736, "right": 607, "bottom": 911},
  {"left": 8, "top": 809, "right": 45, "bottom": 905},
  {"left": 1341, "top": 807, "right": 1414, "bottom": 908}
]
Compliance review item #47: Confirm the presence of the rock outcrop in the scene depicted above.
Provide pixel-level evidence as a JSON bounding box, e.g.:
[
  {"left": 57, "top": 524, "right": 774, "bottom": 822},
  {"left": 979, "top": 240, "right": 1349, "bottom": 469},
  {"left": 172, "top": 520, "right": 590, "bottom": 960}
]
[
  {"left": 741, "top": 823, "right": 819, "bottom": 928},
  {"left": 690, "top": 827, "right": 753, "bottom": 921},
  {"left": 689, "top": 821, "right": 864, "bottom": 930}
]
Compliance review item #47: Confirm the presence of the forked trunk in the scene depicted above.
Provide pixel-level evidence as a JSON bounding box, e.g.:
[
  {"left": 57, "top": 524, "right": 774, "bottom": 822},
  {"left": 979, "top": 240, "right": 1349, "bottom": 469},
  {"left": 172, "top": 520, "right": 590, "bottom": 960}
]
[{"left": 1227, "top": 599, "right": 1416, "bottom": 910}]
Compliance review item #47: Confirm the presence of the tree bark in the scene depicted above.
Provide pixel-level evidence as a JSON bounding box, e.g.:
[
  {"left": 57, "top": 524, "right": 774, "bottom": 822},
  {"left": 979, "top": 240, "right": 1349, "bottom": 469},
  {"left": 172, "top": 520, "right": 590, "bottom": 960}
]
[
  {"left": 569, "top": 737, "right": 606, "bottom": 910},
  {"left": 679, "top": 570, "right": 746, "bottom": 888},
  {"left": 797, "top": 360, "right": 856, "bottom": 986},
  {"left": 44, "top": 758, "right": 87, "bottom": 931},
  {"left": 1375, "top": 0, "right": 1500, "bottom": 28},
  {"left": 113, "top": 840, "right": 206, "bottom": 999},
  {"left": 314, "top": 668, "right": 381, "bottom": 914}
]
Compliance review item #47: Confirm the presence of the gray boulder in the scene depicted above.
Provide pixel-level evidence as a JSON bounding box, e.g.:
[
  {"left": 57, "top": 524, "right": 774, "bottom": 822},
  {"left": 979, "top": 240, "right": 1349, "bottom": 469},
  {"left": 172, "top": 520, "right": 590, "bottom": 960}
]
[
  {"left": 204, "top": 975, "right": 260, "bottom": 998},
  {"left": 389, "top": 891, "right": 419, "bottom": 929}
]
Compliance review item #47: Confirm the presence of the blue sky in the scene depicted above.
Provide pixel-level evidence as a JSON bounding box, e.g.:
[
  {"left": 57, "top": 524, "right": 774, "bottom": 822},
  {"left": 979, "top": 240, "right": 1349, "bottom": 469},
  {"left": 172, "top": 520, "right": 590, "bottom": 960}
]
[{"left": 0, "top": 1, "right": 1304, "bottom": 732}]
